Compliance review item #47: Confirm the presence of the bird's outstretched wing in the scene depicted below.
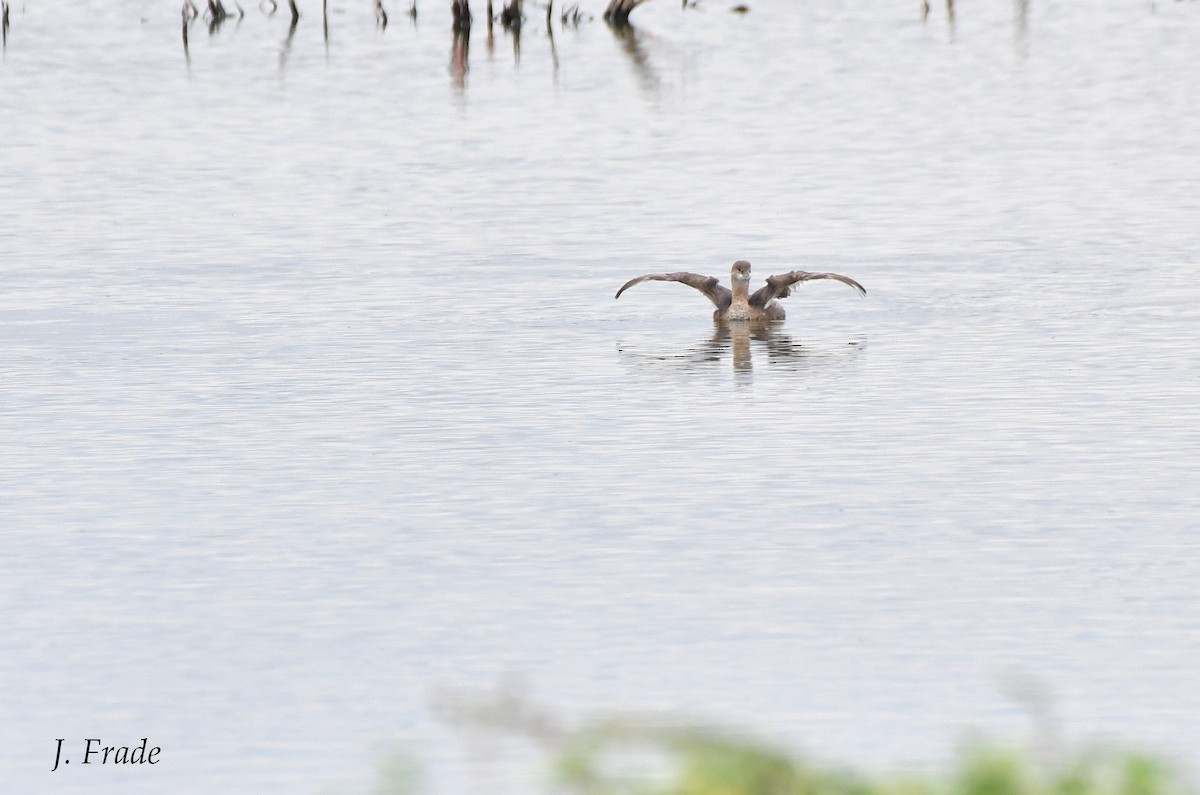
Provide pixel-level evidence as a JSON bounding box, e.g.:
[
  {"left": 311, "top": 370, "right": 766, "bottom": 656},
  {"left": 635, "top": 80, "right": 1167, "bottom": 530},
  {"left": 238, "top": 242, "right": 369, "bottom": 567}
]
[
  {"left": 749, "top": 270, "right": 866, "bottom": 308},
  {"left": 615, "top": 272, "right": 733, "bottom": 311}
]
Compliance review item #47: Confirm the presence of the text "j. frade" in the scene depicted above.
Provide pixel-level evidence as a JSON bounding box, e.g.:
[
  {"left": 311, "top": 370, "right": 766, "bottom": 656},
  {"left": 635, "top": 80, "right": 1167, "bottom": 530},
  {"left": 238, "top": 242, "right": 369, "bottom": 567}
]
[{"left": 52, "top": 738, "right": 161, "bottom": 772}]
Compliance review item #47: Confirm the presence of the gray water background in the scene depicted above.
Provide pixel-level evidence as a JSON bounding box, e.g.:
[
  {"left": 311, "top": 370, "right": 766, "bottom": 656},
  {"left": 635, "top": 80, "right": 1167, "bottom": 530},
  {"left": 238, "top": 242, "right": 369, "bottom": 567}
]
[{"left": 1, "top": 0, "right": 1198, "bottom": 793}]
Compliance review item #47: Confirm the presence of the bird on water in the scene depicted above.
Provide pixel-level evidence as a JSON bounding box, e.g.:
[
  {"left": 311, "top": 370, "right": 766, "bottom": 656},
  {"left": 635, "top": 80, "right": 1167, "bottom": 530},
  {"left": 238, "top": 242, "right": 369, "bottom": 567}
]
[{"left": 615, "top": 260, "right": 866, "bottom": 322}]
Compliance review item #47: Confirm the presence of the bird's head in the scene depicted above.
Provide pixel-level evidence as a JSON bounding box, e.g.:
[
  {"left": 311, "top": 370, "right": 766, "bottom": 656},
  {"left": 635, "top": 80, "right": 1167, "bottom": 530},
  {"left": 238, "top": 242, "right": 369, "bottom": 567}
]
[{"left": 731, "top": 260, "right": 752, "bottom": 283}]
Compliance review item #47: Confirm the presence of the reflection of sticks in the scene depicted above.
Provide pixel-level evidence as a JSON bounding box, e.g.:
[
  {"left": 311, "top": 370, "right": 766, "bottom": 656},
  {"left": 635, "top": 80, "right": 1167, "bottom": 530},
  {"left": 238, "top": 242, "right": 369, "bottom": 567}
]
[
  {"left": 920, "top": 0, "right": 954, "bottom": 29},
  {"left": 547, "top": 8, "right": 559, "bottom": 74},
  {"left": 181, "top": 1, "right": 192, "bottom": 62},
  {"left": 260, "top": 0, "right": 278, "bottom": 14},
  {"left": 449, "top": 26, "right": 470, "bottom": 87},
  {"left": 561, "top": 3, "right": 584, "bottom": 26},
  {"left": 287, "top": 0, "right": 299, "bottom": 23},
  {"left": 604, "top": 0, "right": 649, "bottom": 25},
  {"left": 376, "top": 0, "right": 388, "bottom": 27},
  {"left": 508, "top": 8, "right": 521, "bottom": 63},
  {"left": 206, "top": 0, "right": 228, "bottom": 23},
  {"left": 279, "top": 4, "right": 299, "bottom": 73},
  {"left": 430, "top": 683, "right": 565, "bottom": 747},
  {"left": 2, "top": 1, "right": 8, "bottom": 51},
  {"left": 205, "top": 0, "right": 238, "bottom": 33},
  {"left": 486, "top": 0, "right": 494, "bottom": 50},
  {"left": 610, "top": 20, "right": 659, "bottom": 93}
]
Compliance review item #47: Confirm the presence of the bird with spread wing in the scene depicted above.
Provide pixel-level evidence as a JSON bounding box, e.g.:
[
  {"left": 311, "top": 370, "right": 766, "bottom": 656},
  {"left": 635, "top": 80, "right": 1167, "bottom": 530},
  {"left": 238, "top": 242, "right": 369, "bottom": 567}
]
[{"left": 615, "top": 260, "right": 865, "bottom": 322}]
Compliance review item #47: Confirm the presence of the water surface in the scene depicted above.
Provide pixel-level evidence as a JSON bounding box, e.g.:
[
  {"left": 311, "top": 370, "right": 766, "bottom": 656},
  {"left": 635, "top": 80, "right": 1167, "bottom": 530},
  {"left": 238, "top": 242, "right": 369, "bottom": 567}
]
[{"left": 2, "top": 1, "right": 1199, "bottom": 793}]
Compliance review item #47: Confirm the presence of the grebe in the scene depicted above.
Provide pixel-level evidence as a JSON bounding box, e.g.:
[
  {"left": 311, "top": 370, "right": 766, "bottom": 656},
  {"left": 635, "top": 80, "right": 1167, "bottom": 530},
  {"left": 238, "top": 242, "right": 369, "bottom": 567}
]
[{"left": 615, "top": 260, "right": 865, "bottom": 322}]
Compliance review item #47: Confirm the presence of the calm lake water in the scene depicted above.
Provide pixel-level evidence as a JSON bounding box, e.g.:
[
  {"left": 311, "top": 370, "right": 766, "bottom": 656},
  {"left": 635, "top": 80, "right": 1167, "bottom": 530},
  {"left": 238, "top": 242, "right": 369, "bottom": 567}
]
[{"left": 2, "top": 0, "right": 1198, "bottom": 793}]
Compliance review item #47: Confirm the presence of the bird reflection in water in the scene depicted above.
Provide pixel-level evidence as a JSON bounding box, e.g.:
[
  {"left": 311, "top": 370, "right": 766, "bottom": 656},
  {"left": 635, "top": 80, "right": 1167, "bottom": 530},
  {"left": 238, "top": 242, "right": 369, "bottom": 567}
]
[{"left": 618, "top": 322, "right": 864, "bottom": 379}]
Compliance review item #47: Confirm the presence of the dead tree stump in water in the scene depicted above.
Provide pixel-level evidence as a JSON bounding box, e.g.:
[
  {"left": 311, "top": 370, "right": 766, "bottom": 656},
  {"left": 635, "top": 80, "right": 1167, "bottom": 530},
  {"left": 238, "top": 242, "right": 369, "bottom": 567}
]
[
  {"left": 451, "top": 0, "right": 471, "bottom": 31},
  {"left": 603, "top": 0, "right": 650, "bottom": 25},
  {"left": 499, "top": 0, "right": 521, "bottom": 30}
]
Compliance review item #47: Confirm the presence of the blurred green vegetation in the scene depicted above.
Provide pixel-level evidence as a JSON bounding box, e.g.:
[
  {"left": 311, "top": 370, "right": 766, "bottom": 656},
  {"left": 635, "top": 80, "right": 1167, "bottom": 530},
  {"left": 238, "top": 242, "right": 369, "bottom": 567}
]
[
  {"left": 361, "top": 686, "right": 1194, "bottom": 795},
  {"left": 546, "top": 722, "right": 1191, "bottom": 795},
  {"left": 369, "top": 747, "right": 422, "bottom": 795}
]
